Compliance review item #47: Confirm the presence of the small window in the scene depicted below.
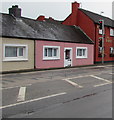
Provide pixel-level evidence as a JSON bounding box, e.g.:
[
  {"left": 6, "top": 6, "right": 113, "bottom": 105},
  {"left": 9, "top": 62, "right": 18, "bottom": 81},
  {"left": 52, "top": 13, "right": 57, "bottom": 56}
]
[
  {"left": 43, "top": 46, "right": 60, "bottom": 60},
  {"left": 76, "top": 47, "right": 87, "bottom": 58},
  {"left": 110, "top": 28, "right": 114, "bottom": 36},
  {"left": 3, "top": 44, "right": 28, "bottom": 61},
  {"left": 110, "top": 47, "right": 114, "bottom": 54}
]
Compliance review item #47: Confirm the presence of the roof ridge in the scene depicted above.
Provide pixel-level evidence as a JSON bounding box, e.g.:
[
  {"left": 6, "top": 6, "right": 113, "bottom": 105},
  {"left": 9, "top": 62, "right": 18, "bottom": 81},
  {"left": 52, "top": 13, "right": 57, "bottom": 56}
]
[{"left": 79, "top": 8, "right": 113, "bottom": 21}]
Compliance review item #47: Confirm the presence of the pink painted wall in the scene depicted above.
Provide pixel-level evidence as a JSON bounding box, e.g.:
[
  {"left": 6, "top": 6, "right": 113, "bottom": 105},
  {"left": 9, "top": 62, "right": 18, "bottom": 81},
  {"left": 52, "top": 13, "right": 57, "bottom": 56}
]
[{"left": 35, "top": 40, "right": 94, "bottom": 69}]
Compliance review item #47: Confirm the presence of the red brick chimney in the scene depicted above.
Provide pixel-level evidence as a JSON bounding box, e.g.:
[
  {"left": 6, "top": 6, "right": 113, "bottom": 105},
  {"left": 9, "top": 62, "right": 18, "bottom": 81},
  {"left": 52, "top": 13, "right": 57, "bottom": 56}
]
[
  {"left": 36, "top": 15, "right": 45, "bottom": 21},
  {"left": 71, "top": 1, "right": 80, "bottom": 25}
]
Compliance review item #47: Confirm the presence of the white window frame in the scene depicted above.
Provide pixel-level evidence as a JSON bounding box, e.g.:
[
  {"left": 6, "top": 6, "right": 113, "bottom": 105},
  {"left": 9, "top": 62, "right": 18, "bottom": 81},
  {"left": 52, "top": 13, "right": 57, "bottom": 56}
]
[
  {"left": 76, "top": 47, "right": 88, "bottom": 59},
  {"left": 110, "top": 28, "right": 114, "bottom": 36},
  {"left": 43, "top": 46, "right": 60, "bottom": 60},
  {"left": 110, "top": 47, "right": 114, "bottom": 54},
  {"left": 3, "top": 44, "right": 28, "bottom": 61}
]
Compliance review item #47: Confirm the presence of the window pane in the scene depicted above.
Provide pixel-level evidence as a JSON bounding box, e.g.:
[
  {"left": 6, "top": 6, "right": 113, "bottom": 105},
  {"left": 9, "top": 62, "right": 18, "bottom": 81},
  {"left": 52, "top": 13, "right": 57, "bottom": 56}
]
[
  {"left": 44, "top": 48, "right": 47, "bottom": 56},
  {"left": 77, "top": 49, "right": 82, "bottom": 56},
  {"left": 5, "top": 47, "right": 17, "bottom": 57},
  {"left": 48, "top": 48, "right": 52, "bottom": 57},
  {"left": 53, "top": 48, "right": 57, "bottom": 56},
  {"left": 65, "top": 50, "right": 70, "bottom": 59},
  {"left": 83, "top": 49, "right": 85, "bottom": 56},
  {"left": 77, "top": 49, "right": 79, "bottom": 56},
  {"left": 110, "top": 29, "right": 113, "bottom": 36},
  {"left": 19, "top": 47, "right": 24, "bottom": 56},
  {"left": 110, "top": 47, "right": 114, "bottom": 54}
]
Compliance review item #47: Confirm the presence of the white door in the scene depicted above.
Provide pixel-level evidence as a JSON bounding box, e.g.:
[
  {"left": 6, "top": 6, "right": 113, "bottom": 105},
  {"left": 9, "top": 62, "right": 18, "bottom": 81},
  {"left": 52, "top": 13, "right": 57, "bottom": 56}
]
[{"left": 64, "top": 48, "right": 72, "bottom": 67}]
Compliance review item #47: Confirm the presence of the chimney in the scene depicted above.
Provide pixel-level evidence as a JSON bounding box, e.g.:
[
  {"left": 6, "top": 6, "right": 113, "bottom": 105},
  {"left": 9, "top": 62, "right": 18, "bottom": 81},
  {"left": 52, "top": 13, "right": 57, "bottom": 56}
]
[
  {"left": 71, "top": 2, "right": 80, "bottom": 25},
  {"left": 36, "top": 15, "right": 45, "bottom": 21},
  {"left": 9, "top": 5, "right": 21, "bottom": 18},
  {"left": 49, "top": 17, "right": 54, "bottom": 20}
]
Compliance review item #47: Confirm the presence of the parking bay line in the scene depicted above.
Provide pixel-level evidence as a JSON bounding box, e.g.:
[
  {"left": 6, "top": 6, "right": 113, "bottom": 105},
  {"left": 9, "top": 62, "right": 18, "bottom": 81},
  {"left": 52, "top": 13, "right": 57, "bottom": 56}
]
[
  {"left": 0, "top": 92, "right": 66, "bottom": 109},
  {"left": 109, "top": 73, "right": 114, "bottom": 75},
  {"left": 63, "top": 79, "right": 83, "bottom": 88},
  {"left": 90, "top": 75, "right": 112, "bottom": 87},
  {"left": 94, "top": 82, "right": 111, "bottom": 87},
  {"left": 17, "top": 87, "right": 26, "bottom": 102},
  {"left": 1, "top": 84, "right": 32, "bottom": 90}
]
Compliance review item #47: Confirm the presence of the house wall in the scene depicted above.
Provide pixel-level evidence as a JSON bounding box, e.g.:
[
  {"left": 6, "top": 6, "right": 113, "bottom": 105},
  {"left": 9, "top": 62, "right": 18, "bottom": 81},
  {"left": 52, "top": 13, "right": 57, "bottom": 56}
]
[
  {"left": 62, "top": 14, "right": 72, "bottom": 25},
  {"left": 77, "top": 10, "right": 96, "bottom": 41},
  {"left": 35, "top": 40, "right": 94, "bottom": 69},
  {"left": 2, "top": 37, "right": 34, "bottom": 72}
]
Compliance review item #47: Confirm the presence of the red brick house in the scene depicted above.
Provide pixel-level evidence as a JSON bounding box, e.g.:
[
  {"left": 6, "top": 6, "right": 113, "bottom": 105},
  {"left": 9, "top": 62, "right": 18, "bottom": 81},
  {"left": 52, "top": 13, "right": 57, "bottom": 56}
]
[{"left": 63, "top": 2, "right": 114, "bottom": 63}]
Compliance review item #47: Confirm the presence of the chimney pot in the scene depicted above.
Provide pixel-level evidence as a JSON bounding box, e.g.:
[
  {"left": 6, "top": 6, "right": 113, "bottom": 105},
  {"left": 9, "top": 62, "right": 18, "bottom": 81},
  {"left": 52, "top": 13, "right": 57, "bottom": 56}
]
[
  {"left": 49, "top": 17, "right": 54, "bottom": 20},
  {"left": 36, "top": 15, "right": 45, "bottom": 21},
  {"left": 9, "top": 5, "right": 21, "bottom": 18}
]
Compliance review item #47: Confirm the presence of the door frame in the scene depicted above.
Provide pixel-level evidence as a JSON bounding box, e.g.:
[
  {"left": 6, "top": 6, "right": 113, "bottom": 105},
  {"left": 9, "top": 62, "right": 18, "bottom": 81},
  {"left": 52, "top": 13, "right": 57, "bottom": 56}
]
[{"left": 64, "top": 47, "right": 73, "bottom": 67}]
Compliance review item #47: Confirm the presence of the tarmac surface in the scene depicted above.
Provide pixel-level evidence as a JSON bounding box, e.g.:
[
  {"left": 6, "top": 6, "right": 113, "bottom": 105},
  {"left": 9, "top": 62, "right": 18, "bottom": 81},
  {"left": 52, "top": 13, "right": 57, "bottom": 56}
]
[{"left": 1, "top": 64, "right": 113, "bottom": 118}]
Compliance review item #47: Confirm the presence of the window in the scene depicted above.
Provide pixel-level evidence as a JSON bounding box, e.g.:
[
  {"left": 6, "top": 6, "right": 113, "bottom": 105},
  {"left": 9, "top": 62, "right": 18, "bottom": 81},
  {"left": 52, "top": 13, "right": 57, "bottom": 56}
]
[
  {"left": 3, "top": 44, "right": 28, "bottom": 61},
  {"left": 110, "top": 47, "right": 114, "bottom": 57},
  {"left": 110, "top": 47, "right": 114, "bottom": 54},
  {"left": 43, "top": 46, "right": 60, "bottom": 60},
  {"left": 110, "top": 28, "right": 114, "bottom": 36},
  {"left": 76, "top": 47, "right": 87, "bottom": 58}
]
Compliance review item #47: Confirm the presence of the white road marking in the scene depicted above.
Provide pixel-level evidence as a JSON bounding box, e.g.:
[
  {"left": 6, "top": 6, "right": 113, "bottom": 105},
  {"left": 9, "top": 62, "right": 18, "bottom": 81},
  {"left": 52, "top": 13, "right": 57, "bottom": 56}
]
[
  {"left": 0, "top": 92, "right": 66, "bottom": 109},
  {"left": 17, "top": 87, "right": 26, "bottom": 102},
  {"left": 2, "top": 84, "right": 32, "bottom": 90},
  {"left": 94, "top": 82, "right": 111, "bottom": 87},
  {"left": 90, "top": 75, "right": 112, "bottom": 83},
  {"left": 63, "top": 79, "right": 83, "bottom": 88},
  {"left": 62, "top": 75, "right": 90, "bottom": 81},
  {"left": 109, "top": 73, "right": 114, "bottom": 75},
  {"left": 90, "top": 75, "right": 112, "bottom": 87}
]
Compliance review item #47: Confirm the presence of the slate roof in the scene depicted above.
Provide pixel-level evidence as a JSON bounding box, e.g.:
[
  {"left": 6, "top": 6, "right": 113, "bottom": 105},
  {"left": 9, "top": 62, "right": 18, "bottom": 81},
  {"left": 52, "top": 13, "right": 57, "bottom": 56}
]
[
  {"left": 80, "top": 9, "right": 114, "bottom": 28},
  {"left": 0, "top": 13, "right": 93, "bottom": 44}
]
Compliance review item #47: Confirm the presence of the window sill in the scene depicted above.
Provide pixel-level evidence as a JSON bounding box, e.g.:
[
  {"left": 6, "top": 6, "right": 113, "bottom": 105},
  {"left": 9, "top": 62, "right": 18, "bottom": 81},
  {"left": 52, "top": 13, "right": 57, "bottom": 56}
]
[
  {"left": 43, "top": 57, "right": 60, "bottom": 61},
  {"left": 110, "top": 35, "right": 114, "bottom": 36},
  {"left": 76, "top": 57, "right": 87, "bottom": 59},
  {"left": 3, "top": 59, "right": 28, "bottom": 62}
]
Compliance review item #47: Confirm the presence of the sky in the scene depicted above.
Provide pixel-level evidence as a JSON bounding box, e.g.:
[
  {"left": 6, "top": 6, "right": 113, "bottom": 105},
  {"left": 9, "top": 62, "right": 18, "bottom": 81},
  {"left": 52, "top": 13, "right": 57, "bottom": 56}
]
[{"left": 0, "top": 0, "right": 113, "bottom": 20}]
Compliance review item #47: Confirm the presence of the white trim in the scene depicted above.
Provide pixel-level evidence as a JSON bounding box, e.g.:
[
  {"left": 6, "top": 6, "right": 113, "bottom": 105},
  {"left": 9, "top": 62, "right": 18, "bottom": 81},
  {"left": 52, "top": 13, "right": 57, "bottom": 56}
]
[
  {"left": 110, "top": 47, "right": 114, "bottom": 54},
  {"left": 76, "top": 47, "right": 88, "bottom": 59},
  {"left": 3, "top": 44, "right": 28, "bottom": 61},
  {"left": 43, "top": 45, "right": 60, "bottom": 60},
  {"left": 64, "top": 47, "right": 73, "bottom": 67}
]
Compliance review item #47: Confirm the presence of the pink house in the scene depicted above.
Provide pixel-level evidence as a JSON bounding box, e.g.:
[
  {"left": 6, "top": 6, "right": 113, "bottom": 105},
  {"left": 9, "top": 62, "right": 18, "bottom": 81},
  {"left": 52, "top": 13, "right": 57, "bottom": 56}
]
[{"left": 35, "top": 20, "right": 94, "bottom": 69}]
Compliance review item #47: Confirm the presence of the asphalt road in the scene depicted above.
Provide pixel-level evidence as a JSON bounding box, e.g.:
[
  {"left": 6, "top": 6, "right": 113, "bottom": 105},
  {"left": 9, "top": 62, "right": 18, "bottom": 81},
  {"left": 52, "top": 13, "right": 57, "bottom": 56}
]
[{"left": 1, "top": 64, "right": 113, "bottom": 118}]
